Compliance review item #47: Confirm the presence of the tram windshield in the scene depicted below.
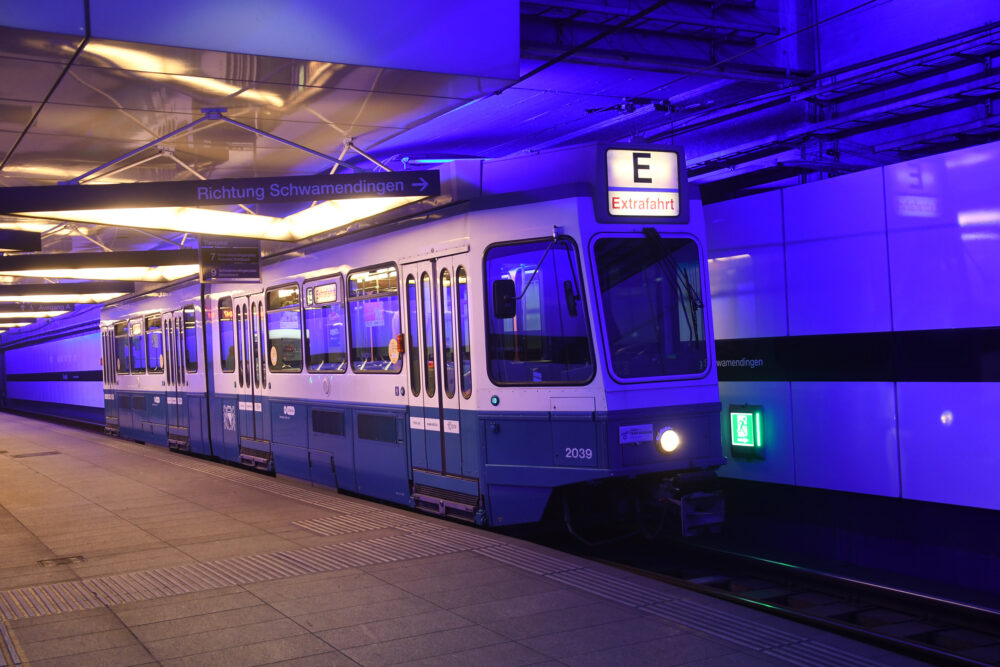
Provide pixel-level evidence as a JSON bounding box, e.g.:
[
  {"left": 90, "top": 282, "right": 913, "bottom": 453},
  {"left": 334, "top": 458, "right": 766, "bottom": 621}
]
[
  {"left": 594, "top": 235, "right": 707, "bottom": 379},
  {"left": 485, "top": 237, "right": 594, "bottom": 385}
]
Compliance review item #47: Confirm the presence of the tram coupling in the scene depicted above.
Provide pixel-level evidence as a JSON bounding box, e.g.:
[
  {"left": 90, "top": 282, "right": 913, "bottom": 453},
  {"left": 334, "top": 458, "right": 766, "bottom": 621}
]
[{"left": 656, "top": 471, "right": 725, "bottom": 537}]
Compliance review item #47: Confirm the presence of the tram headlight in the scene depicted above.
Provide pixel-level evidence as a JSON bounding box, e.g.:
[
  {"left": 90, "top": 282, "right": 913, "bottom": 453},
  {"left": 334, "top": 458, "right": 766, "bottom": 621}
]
[{"left": 657, "top": 427, "right": 681, "bottom": 454}]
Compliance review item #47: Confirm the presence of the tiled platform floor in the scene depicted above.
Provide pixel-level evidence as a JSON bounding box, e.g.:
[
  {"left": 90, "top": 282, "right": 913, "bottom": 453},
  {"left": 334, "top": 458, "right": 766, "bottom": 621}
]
[{"left": 0, "top": 413, "right": 922, "bottom": 666}]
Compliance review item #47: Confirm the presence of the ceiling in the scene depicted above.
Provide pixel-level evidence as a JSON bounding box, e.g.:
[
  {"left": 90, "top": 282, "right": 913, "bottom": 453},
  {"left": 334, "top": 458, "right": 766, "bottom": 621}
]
[{"left": 0, "top": 0, "right": 998, "bottom": 310}]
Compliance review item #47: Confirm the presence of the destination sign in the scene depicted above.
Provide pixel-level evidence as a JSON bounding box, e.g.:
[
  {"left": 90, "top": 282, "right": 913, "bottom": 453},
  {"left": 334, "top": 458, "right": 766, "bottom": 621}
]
[
  {"left": 597, "top": 145, "right": 688, "bottom": 224},
  {"left": 606, "top": 148, "right": 680, "bottom": 218},
  {"left": 0, "top": 171, "right": 441, "bottom": 213}
]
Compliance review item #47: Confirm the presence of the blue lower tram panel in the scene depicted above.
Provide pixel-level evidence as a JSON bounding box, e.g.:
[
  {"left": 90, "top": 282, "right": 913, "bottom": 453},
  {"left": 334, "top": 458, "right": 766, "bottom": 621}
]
[{"left": 101, "top": 392, "right": 722, "bottom": 528}]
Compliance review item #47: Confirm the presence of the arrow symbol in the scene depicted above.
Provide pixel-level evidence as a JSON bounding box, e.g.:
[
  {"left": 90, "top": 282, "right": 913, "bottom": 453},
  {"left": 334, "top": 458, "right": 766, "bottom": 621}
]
[{"left": 412, "top": 177, "right": 428, "bottom": 193}]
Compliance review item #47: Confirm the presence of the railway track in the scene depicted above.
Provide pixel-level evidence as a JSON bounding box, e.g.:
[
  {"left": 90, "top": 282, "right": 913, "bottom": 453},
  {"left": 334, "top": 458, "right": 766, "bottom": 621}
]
[{"left": 593, "top": 539, "right": 1000, "bottom": 666}]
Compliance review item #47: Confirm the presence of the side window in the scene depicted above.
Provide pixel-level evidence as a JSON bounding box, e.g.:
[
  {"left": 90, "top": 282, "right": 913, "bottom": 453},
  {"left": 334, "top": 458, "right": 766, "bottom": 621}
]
[
  {"left": 421, "top": 272, "right": 435, "bottom": 396},
  {"left": 484, "top": 238, "right": 594, "bottom": 385},
  {"left": 266, "top": 285, "right": 303, "bottom": 372},
  {"left": 102, "top": 331, "right": 109, "bottom": 384},
  {"left": 129, "top": 320, "right": 146, "bottom": 373},
  {"left": 183, "top": 306, "right": 198, "bottom": 373},
  {"left": 114, "top": 322, "right": 129, "bottom": 375},
  {"left": 406, "top": 275, "right": 420, "bottom": 396},
  {"left": 146, "top": 315, "right": 163, "bottom": 373},
  {"left": 304, "top": 279, "right": 347, "bottom": 373},
  {"left": 348, "top": 265, "right": 401, "bottom": 374},
  {"left": 219, "top": 297, "right": 235, "bottom": 373},
  {"left": 440, "top": 268, "right": 455, "bottom": 399},
  {"left": 457, "top": 266, "right": 472, "bottom": 399}
]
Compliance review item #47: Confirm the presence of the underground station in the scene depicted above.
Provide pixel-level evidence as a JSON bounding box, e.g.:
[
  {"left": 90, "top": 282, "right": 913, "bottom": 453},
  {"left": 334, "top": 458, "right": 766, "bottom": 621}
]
[{"left": 0, "top": 2, "right": 998, "bottom": 665}]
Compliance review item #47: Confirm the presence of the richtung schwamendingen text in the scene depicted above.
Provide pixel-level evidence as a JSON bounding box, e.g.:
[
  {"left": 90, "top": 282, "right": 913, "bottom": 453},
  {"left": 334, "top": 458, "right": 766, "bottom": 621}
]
[{"left": 196, "top": 180, "right": 406, "bottom": 202}]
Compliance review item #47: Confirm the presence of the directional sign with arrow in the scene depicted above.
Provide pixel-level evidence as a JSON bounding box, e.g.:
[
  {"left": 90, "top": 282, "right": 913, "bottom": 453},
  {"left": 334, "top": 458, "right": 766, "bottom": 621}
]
[{"left": 0, "top": 171, "right": 441, "bottom": 213}]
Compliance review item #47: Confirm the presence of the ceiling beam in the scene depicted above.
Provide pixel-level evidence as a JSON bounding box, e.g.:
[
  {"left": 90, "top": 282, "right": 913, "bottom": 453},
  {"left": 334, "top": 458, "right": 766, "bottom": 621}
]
[
  {"left": 524, "top": 0, "right": 779, "bottom": 39},
  {"left": 521, "top": 43, "right": 806, "bottom": 83}
]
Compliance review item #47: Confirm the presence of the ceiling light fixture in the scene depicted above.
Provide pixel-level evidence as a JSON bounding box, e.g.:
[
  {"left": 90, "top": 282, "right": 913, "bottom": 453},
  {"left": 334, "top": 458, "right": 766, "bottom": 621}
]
[
  {"left": 19, "top": 196, "right": 426, "bottom": 242},
  {"left": 0, "top": 311, "right": 71, "bottom": 319},
  {"left": 0, "top": 250, "right": 199, "bottom": 282},
  {"left": 0, "top": 281, "right": 133, "bottom": 304}
]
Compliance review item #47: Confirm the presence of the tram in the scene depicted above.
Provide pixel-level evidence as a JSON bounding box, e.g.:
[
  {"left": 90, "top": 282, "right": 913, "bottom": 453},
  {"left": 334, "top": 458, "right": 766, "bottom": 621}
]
[{"left": 100, "top": 144, "right": 725, "bottom": 534}]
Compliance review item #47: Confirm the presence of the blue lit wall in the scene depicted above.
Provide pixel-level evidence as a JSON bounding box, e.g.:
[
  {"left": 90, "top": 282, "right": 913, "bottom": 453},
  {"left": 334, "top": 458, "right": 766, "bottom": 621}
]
[
  {"left": 0, "top": 306, "right": 103, "bottom": 423},
  {"left": 706, "top": 140, "right": 1000, "bottom": 511}
]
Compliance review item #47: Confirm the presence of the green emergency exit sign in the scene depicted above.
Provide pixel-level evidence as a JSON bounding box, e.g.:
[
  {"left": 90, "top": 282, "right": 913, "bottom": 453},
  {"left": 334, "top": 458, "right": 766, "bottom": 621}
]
[{"left": 729, "top": 405, "right": 763, "bottom": 458}]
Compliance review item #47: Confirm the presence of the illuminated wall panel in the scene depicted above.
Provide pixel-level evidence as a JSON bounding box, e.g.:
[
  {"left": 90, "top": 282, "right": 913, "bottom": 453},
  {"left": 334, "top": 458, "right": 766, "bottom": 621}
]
[
  {"left": 791, "top": 382, "right": 899, "bottom": 497},
  {"left": 5, "top": 331, "right": 100, "bottom": 374},
  {"left": 706, "top": 140, "right": 1000, "bottom": 510},
  {"left": 885, "top": 143, "right": 1000, "bottom": 331},
  {"left": 783, "top": 169, "right": 891, "bottom": 336},
  {"left": 6, "top": 380, "right": 103, "bottom": 408},
  {"left": 705, "top": 191, "right": 788, "bottom": 340}
]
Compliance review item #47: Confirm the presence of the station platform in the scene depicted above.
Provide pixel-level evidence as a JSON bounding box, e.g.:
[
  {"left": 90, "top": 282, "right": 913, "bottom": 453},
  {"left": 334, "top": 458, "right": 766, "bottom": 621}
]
[{"left": 0, "top": 412, "right": 920, "bottom": 667}]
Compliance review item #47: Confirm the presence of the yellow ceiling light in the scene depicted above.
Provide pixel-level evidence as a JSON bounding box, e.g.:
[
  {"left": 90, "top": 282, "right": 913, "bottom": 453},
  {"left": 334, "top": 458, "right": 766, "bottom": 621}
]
[
  {"left": 0, "top": 292, "right": 126, "bottom": 304},
  {"left": 17, "top": 207, "right": 290, "bottom": 240},
  {"left": 0, "top": 280, "right": 133, "bottom": 304},
  {"left": 0, "top": 221, "right": 75, "bottom": 234},
  {"left": 0, "top": 265, "right": 199, "bottom": 282},
  {"left": 0, "top": 251, "right": 198, "bottom": 283},
  {"left": 282, "top": 196, "right": 424, "bottom": 239},
  {"left": 0, "top": 311, "right": 71, "bottom": 319},
  {"left": 85, "top": 42, "right": 185, "bottom": 75},
  {"left": 85, "top": 43, "right": 285, "bottom": 108},
  {"left": 19, "top": 196, "right": 425, "bottom": 242}
]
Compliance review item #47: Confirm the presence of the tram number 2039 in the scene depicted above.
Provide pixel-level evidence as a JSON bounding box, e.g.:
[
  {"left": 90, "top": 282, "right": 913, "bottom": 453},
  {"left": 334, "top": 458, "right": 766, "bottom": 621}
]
[{"left": 564, "top": 447, "right": 594, "bottom": 460}]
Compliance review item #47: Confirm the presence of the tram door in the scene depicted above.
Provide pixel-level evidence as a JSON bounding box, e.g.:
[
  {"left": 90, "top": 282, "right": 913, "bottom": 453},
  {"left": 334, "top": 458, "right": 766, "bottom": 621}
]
[
  {"left": 164, "top": 308, "right": 189, "bottom": 450},
  {"left": 233, "top": 294, "right": 267, "bottom": 454},
  {"left": 404, "top": 255, "right": 468, "bottom": 481}
]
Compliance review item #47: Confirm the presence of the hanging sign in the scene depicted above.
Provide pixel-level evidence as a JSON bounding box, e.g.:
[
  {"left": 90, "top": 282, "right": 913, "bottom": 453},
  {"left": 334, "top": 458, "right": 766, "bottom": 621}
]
[
  {"left": 199, "top": 235, "right": 261, "bottom": 283},
  {"left": 0, "top": 171, "right": 440, "bottom": 213}
]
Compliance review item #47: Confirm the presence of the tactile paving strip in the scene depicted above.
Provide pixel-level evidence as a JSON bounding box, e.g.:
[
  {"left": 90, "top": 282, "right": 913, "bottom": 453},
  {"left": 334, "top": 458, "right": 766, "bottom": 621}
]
[
  {"left": 546, "top": 567, "right": 674, "bottom": 608},
  {"left": 474, "top": 543, "right": 579, "bottom": 575},
  {"left": 477, "top": 543, "right": 889, "bottom": 667},
  {"left": 765, "top": 641, "right": 888, "bottom": 667},
  {"left": 0, "top": 526, "right": 499, "bottom": 621},
  {"left": 10, "top": 433, "right": 899, "bottom": 667},
  {"left": 0, "top": 619, "right": 22, "bottom": 666},
  {"left": 293, "top": 512, "right": 429, "bottom": 536},
  {"left": 646, "top": 599, "right": 804, "bottom": 650}
]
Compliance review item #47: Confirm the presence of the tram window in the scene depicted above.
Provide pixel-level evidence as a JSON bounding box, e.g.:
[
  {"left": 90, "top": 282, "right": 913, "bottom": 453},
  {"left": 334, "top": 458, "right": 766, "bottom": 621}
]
[
  {"left": 114, "top": 322, "right": 129, "bottom": 375},
  {"left": 457, "top": 267, "right": 472, "bottom": 398},
  {"left": 251, "top": 302, "right": 261, "bottom": 387},
  {"left": 440, "top": 268, "right": 455, "bottom": 399},
  {"left": 421, "top": 272, "right": 435, "bottom": 396},
  {"left": 146, "top": 315, "right": 163, "bottom": 373},
  {"left": 219, "top": 297, "right": 235, "bottom": 372},
  {"left": 484, "top": 238, "right": 595, "bottom": 385},
  {"left": 266, "top": 284, "right": 303, "bottom": 372},
  {"left": 406, "top": 275, "right": 420, "bottom": 396},
  {"left": 183, "top": 307, "right": 198, "bottom": 373},
  {"left": 347, "top": 265, "right": 401, "bottom": 374},
  {"left": 257, "top": 302, "right": 266, "bottom": 385},
  {"left": 304, "top": 279, "right": 347, "bottom": 373},
  {"left": 129, "top": 320, "right": 146, "bottom": 373},
  {"left": 594, "top": 236, "right": 708, "bottom": 378}
]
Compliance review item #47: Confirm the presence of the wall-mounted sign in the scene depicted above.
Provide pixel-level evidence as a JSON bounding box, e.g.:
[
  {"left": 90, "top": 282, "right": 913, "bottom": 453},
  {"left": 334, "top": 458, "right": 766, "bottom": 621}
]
[
  {"left": 199, "top": 235, "right": 261, "bottom": 283},
  {"left": 0, "top": 171, "right": 440, "bottom": 213},
  {"left": 599, "top": 145, "right": 687, "bottom": 223},
  {"left": 729, "top": 404, "right": 764, "bottom": 459}
]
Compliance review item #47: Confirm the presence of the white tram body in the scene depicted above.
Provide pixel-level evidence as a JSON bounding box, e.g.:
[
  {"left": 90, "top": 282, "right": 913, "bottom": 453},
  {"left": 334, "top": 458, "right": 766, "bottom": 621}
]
[{"left": 101, "top": 144, "right": 726, "bottom": 530}]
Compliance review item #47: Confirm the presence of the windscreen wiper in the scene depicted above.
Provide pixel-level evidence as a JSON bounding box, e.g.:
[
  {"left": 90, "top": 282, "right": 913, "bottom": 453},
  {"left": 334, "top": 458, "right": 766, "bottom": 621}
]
[{"left": 641, "top": 227, "right": 702, "bottom": 344}]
